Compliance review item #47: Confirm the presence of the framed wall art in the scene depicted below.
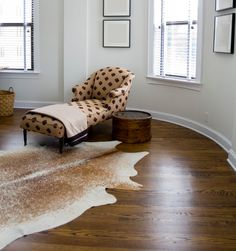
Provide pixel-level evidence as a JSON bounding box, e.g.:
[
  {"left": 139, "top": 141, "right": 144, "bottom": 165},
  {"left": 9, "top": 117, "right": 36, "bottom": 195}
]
[
  {"left": 215, "top": 0, "right": 235, "bottom": 11},
  {"left": 103, "top": 20, "right": 131, "bottom": 48},
  {"left": 103, "top": 0, "right": 131, "bottom": 17},
  {"left": 213, "top": 13, "right": 235, "bottom": 53}
]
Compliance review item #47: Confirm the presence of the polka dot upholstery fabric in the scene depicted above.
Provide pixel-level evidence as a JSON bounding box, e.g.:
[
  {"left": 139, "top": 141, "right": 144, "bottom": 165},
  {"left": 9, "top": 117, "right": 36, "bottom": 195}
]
[
  {"left": 71, "top": 72, "right": 96, "bottom": 102},
  {"left": 20, "top": 113, "right": 65, "bottom": 138},
  {"left": 72, "top": 99, "right": 109, "bottom": 126},
  {"left": 20, "top": 67, "right": 134, "bottom": 142},
  {"left": 92, "top": 67, "right": 133, "bottom": 100},
  {"left": 71, "top": 66, "right": 135, "bottom": 124}
]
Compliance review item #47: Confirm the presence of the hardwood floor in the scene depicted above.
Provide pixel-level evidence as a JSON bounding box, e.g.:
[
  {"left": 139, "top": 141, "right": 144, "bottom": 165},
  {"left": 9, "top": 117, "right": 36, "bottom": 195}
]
[{"left": 1, "top": 109, "right": 236, "bottom": 251}]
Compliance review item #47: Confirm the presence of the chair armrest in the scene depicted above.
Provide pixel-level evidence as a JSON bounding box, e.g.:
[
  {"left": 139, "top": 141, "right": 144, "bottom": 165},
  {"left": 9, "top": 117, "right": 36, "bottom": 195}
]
[
  {"left": 108, "top": 86, "right": 127, "bottom": 98},
  {"left": 105, "top": 73, "right": 135, "bottom": 102},
  {"left": 71, "top": 72, "right": 96, "bottom": 102},
  {"left": 107, "top": 73, "right": 134, "bottom": 98},
  {"left": 102, "top": 72, "right": 135, "bottom": 114}
]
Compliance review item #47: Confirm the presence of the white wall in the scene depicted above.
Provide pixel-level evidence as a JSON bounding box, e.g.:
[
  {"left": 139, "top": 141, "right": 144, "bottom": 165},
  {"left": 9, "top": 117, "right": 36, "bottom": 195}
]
[
  {"left": 229, "top": 97, "right": 236, "bottom": 169},
  {"left": 231, "top": 98, "right": 236, "bottom": 153},
  {"left": 64, "top": 0, "right": 88, "bottom": 101},
  {"left": 1, "top": 0, "right": 236, "bottom": 160},
  {"left": 201, "top": 0, "right": 236, "bottom": 141}
]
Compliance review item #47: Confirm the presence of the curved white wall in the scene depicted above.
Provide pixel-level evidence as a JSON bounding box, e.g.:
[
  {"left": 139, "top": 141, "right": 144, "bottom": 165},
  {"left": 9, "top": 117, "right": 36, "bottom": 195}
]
[{"left": 0, "top": 0, "right": 236, "bottom": 167}]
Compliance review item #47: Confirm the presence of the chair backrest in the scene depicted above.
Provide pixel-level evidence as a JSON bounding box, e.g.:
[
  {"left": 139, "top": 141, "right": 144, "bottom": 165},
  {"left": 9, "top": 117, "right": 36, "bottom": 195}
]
[{"left": 91, "top": 67, "right": 132, "bottom": 100}]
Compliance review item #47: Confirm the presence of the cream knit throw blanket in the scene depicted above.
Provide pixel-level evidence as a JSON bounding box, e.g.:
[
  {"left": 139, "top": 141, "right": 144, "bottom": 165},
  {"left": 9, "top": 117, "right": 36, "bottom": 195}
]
[{"left": 33, "top": 103, "right": 87, "bottom": 138}]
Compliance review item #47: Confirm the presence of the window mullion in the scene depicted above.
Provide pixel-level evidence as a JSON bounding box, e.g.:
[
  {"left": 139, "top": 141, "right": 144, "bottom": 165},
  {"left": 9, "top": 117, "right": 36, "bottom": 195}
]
[
  {"left": 31, "top": 0, "right": 34, "bottom": 70},
  {"left": 23, "top": 0, "right": 27, "bottom": 71},
  {"left": 187, "top": 21, "right": 191, "bottom": 79},
  {"left": 160, "top": 0, "right": 165, "bottom": 77},
  {"left": 186, "top": 0, "right": 191, "bottom": 79}
]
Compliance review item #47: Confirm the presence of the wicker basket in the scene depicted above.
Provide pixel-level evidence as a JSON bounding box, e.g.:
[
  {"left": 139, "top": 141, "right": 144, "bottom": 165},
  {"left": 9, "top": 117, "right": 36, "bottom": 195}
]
[{"left": 0, "top": 87, "right": 15, "bottom": 116}]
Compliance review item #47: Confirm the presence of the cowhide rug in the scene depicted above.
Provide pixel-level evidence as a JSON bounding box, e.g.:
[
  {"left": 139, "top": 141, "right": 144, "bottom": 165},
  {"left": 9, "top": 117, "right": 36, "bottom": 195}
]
[{"left": 0, "top": 141, "right": 148, "bottom": 249}]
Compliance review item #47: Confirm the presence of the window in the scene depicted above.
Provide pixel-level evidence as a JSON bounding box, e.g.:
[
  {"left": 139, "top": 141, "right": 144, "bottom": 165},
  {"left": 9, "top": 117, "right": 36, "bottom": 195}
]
[
  {"left": 148, "top": 0, "right": 202, "bottom": 83},
  {"left": 0, "top": 0, "right": 35, "bottom": 71}
]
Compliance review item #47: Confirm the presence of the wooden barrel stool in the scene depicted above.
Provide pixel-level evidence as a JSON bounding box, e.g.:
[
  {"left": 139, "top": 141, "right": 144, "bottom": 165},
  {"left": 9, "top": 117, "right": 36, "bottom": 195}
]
[{"left": 112, "top": 110, "right": 152, "bottom": 143}]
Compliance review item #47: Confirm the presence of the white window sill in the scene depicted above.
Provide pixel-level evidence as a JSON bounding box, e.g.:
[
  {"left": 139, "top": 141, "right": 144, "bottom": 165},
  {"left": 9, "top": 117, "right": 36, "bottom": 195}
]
[
  {"left": 0, "top": 70, "right": 40, "bottom": 79},
  {"left": 146, "top": 75, "right": 202, "bottom": 91}
]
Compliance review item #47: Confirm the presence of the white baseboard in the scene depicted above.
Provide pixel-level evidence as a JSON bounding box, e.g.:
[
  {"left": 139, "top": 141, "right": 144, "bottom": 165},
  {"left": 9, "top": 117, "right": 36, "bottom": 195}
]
[
  {"left": 127, "top": 107, "right": 231, "bottom": 152},
  {"left": 127, "top": 107, "right": 235, "bottom": 171},
  {"left": 15, "top": 101, "right": 59, "bottom": 109},
  {"left": 228, "top": 150, "right": 236, "bottom": 172}
]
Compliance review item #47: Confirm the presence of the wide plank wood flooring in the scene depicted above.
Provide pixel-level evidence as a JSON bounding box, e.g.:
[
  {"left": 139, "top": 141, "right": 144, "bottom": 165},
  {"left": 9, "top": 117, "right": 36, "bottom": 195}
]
[{"left": 1, "top": 109, "right": 236, "bottom": 251}]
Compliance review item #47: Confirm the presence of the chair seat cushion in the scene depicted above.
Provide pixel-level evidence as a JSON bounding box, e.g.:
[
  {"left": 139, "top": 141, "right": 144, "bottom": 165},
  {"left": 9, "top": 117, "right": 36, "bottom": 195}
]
[
  {"left": 73, "top": 99, "right": 110, "bottom": 126},
  {"left": 20, "top": 113, "right": 65, "bottom": 138}
]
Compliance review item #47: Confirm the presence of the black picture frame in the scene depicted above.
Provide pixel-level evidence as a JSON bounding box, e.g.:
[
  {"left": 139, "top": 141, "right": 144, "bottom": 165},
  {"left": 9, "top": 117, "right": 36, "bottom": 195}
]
[
  {"left": 215, "top": 0, "right": 235, "bottom": 11},
  {"left": 103, "top": 0, "right": 131, "bottom": 17},
  {"left": 213, "top": 13, "right": 235, "bottom": 54},
  {"left": 103, "top": 19, "right": 131, "bottom": 48}
]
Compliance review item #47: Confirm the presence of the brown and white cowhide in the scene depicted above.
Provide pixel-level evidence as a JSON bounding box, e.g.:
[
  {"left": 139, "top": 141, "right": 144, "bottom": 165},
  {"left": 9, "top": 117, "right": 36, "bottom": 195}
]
[{"left": 0, "top": 141, "right": 148, "bottom": 249}]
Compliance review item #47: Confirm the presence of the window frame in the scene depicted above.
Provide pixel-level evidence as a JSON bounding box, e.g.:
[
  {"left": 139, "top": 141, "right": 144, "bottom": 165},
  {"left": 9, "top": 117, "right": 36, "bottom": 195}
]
[
  {"left": 147, "top": 0, "right": 203, "bottom": 87},
  {"left": 0, "top": 0, "right": 40, "bottom": 74}
]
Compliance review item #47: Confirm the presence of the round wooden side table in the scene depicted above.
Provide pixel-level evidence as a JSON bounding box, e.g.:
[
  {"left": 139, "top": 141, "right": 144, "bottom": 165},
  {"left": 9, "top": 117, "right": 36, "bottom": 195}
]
[{"left": 112, "top": 110, "right": 152, "bottom": 143}]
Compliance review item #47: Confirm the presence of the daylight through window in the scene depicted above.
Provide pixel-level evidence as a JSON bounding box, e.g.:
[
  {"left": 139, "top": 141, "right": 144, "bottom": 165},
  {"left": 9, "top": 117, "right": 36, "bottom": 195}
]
[
  {"left": 0, "top": 0, "right": 34, "bottom": 71},
  {"left": 151, "top": 0, "right": 199, "bottom": 81}
]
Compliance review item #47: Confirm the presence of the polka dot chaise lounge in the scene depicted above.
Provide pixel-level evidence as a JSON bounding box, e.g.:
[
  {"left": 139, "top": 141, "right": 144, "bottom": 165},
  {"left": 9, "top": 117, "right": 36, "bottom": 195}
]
[{"left": 20, "top": 67, "right": 135, "bottom": 153}]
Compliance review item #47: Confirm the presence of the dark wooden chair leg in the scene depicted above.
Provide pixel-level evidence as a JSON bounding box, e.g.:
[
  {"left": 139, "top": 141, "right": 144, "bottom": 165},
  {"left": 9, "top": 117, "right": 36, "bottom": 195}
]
[
  {"left": 23, "top": 129, "right": 27, "bottom": 146},
  {"left": 59, "top": 137, "right": 65, "bottom": 154}
]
